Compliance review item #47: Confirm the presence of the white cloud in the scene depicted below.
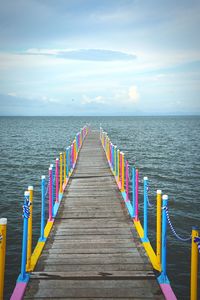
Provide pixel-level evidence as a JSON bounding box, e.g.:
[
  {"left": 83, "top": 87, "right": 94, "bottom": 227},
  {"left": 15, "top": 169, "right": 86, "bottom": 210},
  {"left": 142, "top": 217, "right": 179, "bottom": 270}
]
[
  {"left": 114, "top": 85, "right": 140, "bottom": 105},
  {"left": 7, "top": 92, "right": 17, "bottom": 97},
  {"left": 128, "top": 85, "right": 140, "bottom": 103},
  {"left": 81, "top": 95, "right": 105, "bottom": 105}
]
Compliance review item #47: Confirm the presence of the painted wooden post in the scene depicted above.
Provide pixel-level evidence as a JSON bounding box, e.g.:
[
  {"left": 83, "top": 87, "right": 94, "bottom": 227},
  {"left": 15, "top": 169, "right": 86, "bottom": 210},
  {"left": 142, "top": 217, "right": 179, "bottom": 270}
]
[
  {"left": 158, "top": 195, "right": 169, "bottom": 284},
  {"left": 59, "top": 152, "right": 63, "bottom": 193},
  {"left": 142, "top": 177, "right": 148, "bottom": 242},
  {"left": 63, "top": 151, "right": 66, "bottom": 184},
  {"left": 117, "top": 149, "right": 120, "bottom": 184},
  {"left": 66, "top": 147, "right": 69, "bottom": 178},
  {"left": 190, "top": 227, "right": 199, "bottom": 300},
  {"left": 18, "top": 191, "right": 30, "bottom": 282},
  {"left": 125, "top": 160, "right": 129, "bottom": 201},
  {"left": 26, "top": 185, "right": 33, "bottom": 271},
  {"left": 74, "top": 140, "right": 76, "bottom": 163},
  {"left": 56, "top": 158, "right": 59, "bottom": 202},
  {"left": 134, "top": 169, "right": 139, "bottom": 221},
  {"left": 39, "top": 176, "right": 46, "bottom": 241},
  {"left": 114, "top": 146, "right": 117, "bottom": 176},
  {"left": 121, "top": 152, "right": 125, "bottom": 192},
  {"left": 0, "top": 218, "right": 7, "bottom": 300},
  {"left": 156, "top": 190, "right": 162, "bottom": 266},
  {"left": 50, "top": 164, "right": 54, "bottom": 216},
  {"left": 48, "top": 167, "right": 53, "bottom": 222},
  {"left": 132, "top": 168, "right": 135, "bottom": 217}
]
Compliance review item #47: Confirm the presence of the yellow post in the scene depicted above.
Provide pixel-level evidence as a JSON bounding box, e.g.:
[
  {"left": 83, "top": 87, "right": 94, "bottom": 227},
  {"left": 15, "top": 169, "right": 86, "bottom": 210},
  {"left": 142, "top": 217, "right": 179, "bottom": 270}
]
[
  {"left": 0, "top": 218, "right": 7, "bottom": 300},
  {"left": 121, "top": 152, "right": 125, "bottom": 192},
  {"left": 156, "top": 189, "right": 162, "bottom": 267},
  {"left": 59, "top": 152, "right": 63, "bottom": 193},
  {"left": 117, "top": 149, "right": 120, "bottom": 183},
  {"left": 26, "top": 185, "right": 33, "bottom": 271},
  {"left": 63, "top": 151, "right": 66, "bottom": 184},
  {"left": 190, "top": 227, "right": 199, "bottom": 300}
]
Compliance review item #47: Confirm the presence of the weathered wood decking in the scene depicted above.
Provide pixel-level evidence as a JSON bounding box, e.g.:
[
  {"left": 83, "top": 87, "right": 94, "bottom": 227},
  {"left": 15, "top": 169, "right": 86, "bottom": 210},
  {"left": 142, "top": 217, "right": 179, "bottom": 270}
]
[{"left": 24, "top": 130, "right": 164, "bottom": 299}]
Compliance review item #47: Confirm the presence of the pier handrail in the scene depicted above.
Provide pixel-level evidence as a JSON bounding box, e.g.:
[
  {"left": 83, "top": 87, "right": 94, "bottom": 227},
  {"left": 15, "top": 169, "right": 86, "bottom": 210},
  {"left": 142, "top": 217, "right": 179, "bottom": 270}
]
[
  {"left": 9, "top": 125, "right": 89, "bottom": 300},
  {"left": 100, "top": 127, "right": 199, "bottom": 300}
]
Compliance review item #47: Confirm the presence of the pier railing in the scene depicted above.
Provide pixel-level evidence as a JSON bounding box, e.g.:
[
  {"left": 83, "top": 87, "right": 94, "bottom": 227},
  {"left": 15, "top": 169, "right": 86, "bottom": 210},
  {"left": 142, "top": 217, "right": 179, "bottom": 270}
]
[
  {"left": 0, "top": 125, "right": 89, "bottom": 300},
  {"left": 100, "top": 127, "right": 199, "bottom": 300}
]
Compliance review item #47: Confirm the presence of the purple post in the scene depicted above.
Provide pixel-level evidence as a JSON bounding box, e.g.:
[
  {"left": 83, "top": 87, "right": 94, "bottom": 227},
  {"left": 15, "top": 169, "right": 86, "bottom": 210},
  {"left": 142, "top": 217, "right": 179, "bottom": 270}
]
[
  {"left": 55, "top": 158, "right": 59, "bottom": 203},
  {"left": 48, "top": 167, "right": 53, "bottom": 221},
  {"left": 134, "top": 168, "right": 139, "bottom": 221},
  {"left": 126, "top": 160, "right": 129, "bottom": 201}
]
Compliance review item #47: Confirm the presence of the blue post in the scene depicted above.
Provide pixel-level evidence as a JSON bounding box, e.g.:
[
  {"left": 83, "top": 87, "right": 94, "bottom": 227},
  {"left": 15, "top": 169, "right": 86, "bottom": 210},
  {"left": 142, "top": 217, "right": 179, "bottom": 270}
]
[
  {"left": 39, "top": 176, "right": 46, "bottom": 242},
  {"left": 142, "top": 176, "right": 149, "bottom": 242},
  {"left": 158, "top": 194, "right": 170, "bottom": 284},
  {"left": 66, "top": 147, "right": 69, "bottom": 178},
  {"left": 132, "top": 168, "right": 135, "bottom": 217},
  {"left": 17, "top": 191, "right": 30, "bottom": 282}
]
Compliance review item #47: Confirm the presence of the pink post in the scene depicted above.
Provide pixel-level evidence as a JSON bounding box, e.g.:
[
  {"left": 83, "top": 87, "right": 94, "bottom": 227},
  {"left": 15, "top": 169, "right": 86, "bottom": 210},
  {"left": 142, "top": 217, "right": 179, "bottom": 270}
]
[
  {"left": 48, "top": 167, "right": 53, "bottom": 221},
  {"left": 126, "top": 160, "right": 129, "bottom": 201},
  {"left": 72, "top": 143, "right": 74, "bottom": 166},
  {"left": 120, "top": 153, "right": 122, "bottom": 188},
  {"left": 135, "top": 168, "right": 139, "bottom": 221},
  {"left": 55, "top": 158, "right": 59, "bottom": 203}
]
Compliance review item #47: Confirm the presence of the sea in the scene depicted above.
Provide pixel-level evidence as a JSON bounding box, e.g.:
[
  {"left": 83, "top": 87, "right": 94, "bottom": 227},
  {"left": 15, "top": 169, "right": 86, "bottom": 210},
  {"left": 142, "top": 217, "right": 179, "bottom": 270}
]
[{"left": 0, "top": 116, "right": 199, "bottom": 299}]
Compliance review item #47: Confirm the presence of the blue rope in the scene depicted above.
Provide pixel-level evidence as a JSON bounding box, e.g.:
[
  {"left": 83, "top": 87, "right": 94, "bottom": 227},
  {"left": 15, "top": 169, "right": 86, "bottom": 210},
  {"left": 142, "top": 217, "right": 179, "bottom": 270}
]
[
  {"left": 164, "top": 206, "right": 191, "bottom": 242},
  {"left": 22, "top": 196, "right": 31, "bottom": 219},
  {"left": 194, "top": 237, "right": 200, "bottom": 253}
]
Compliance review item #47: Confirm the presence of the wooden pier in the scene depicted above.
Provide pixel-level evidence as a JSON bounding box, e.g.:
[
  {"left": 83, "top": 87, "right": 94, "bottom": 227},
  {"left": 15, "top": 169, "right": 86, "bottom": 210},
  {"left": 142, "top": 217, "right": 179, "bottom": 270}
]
[{"left": 24, "top": 130, "right": 164, "bottom": 299}]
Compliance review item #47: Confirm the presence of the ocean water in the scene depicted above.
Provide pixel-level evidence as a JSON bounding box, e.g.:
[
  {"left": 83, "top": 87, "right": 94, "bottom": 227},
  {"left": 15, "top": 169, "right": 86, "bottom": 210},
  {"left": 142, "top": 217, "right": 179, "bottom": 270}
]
[{"left": 0, "top": 116, "right": 199, "bottom": 299}]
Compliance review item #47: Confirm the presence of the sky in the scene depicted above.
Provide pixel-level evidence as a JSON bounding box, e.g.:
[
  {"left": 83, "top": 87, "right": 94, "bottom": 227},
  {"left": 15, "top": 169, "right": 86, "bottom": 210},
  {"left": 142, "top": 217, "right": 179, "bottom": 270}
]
[{"left": 0, "top": 0, "right": 199, "bottom": 116}]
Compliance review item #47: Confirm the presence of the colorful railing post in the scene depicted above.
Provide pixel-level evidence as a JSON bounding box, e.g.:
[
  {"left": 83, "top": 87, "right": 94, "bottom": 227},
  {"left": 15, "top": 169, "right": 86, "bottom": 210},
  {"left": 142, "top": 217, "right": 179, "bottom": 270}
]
[
  {"left": 142, "top": 177, "right": 149, "bottom": 242},
  {"left": 48, "top": 167, "right": 53, "bottom": 222},
  {"left": 117, "top": 149, "right": 120, "bottom": 184},
  {"left": 125, "top": 160, "right": 129, "bottom": 201},
  {"left": 134, "top": 168, "right": 139, "bottom": 221},
  {"left": 26, "top": 185, "right": 33, "bottom": 270},
  {"left": 17, "top": 191, "right": 30, "bottom": 282},
  {"left": 55, "top": 158, "right": 59, "bottom": 202},
  {"left": 114, "top": 146, "right": 117, "bottom": 176},
  {"left": 132, "top": 167, "right": 135, "bottom": 217},
  {"left": 63, "top": 151, "right": 66, "bottom": 185},
  {"left": 66, "top": 147, "right": 69, "bottom": 179},
  {"left": 156, "top": 190, "right": 162, "bottom": 266},
  {"left": 0, "top": 218, "right": 7, "bottom": 300},
  {"left": 121, "top": 152, "right": 125, "bottom": 192},
  {"left": 190, "top": 227, "right": 199, "bottom": 300},
  {"left": 39, "top": 176, "right": 46, "bottom": 241},
  {"left": 59, "top": 152, "right": 63, "bottom": 193},
  {"left": 50, "top": 164, "right": 54, "bottom": 216},
  {"left": 158, "top": 195, "right": 169, "bottom": 284}
]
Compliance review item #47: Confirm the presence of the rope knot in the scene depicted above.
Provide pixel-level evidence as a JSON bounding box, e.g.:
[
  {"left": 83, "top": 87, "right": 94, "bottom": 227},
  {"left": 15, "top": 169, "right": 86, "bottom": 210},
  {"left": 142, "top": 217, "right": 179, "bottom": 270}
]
[{"left": 22, "top": 196, "right": 31, "bottom": 219}]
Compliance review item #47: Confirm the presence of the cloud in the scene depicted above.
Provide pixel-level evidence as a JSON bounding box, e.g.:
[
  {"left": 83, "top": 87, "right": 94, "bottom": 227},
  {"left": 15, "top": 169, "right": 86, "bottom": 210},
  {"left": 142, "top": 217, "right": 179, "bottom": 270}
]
[
  {"left": 25, "top": 48, "right": 136, "bottom": 61},
  {"left": 81, "top": 95, "right": 106, "bottom": 105},
  {"left": 114, "top": 85, "right": 140, "bottom": 105},
  {"left": 128, "top": 85, "right": 140, "bottom": 103}
]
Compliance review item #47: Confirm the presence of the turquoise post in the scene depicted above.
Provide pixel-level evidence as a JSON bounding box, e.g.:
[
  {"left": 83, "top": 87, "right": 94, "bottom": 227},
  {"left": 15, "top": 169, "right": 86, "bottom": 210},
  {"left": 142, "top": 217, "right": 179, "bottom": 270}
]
[
  {"left": 17, "top": 191, "right": 30, "bottom": 283},
  {"left": 132, "top": 168, "right": 135, "bottom": 217},
  {"left": 158, "top": 195, "right": 170, "bottom": 284},
  {"left": 142, "top": 177, "right": 149, "bottom": 242},
  {"left": 39, "top": 176, "right": 46, "bottom": 242}
]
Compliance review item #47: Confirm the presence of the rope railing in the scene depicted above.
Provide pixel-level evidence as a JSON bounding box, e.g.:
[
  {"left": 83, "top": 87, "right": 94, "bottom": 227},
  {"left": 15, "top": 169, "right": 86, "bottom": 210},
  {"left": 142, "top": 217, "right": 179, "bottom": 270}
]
[{"left": 100, "top": 126, "right": 199, "bottom": 300}]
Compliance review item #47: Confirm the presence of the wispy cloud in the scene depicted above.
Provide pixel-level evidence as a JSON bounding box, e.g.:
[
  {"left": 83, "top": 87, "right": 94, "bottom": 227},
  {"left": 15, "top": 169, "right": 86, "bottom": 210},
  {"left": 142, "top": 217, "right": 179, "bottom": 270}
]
[
  {"left": 25, "top": 48, "right": 136, "bottom": 61},
  {"left": 81, "top": 95, "right": 105, "bottom": 105}
]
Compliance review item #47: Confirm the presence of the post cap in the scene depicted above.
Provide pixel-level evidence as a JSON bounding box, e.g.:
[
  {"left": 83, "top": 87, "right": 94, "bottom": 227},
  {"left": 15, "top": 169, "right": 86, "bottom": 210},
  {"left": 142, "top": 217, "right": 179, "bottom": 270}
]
[
  {"left": 121, "top": 152, "right": 124, "bottom": 155},
  {"left": 28, "top": 186, "right": 34, "bottom": 191},
  {"left": 24, "top": 191, "right": 30, "bottom": 196},
  {"left": 157, "top": 189, "right": 162, "bottom": 194},
  {"left": 0, "top": 218, "right": 7, "bottom": 225},
  {"left": 41, "top": 175, "right": 45, "bottom": 179},
  {"left": 56, "top": 158, "right": 59, "bottom": 161},
  {"left": 60, "top": 152, "right": 62, "bottom": 155},
  {"left": 144, "top": 176, "right": 148, "bottom": 180},
  {"left": 50, "top": 164, "right": 54, "bottom": 168},
  {"left": 162, "top": 194, "right": 168, "bottom": 200},
  {"left": 49, "top": 167, "right": 52, "bottom": 171},
  {"left": 114, "top": 145, "right": 117, "bottom": 148}
]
